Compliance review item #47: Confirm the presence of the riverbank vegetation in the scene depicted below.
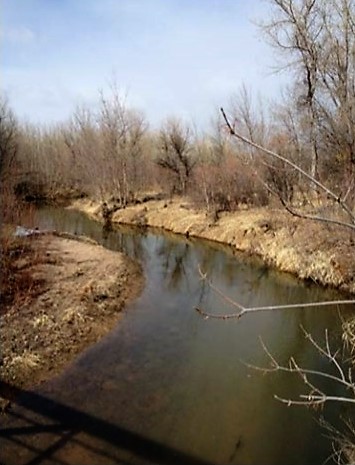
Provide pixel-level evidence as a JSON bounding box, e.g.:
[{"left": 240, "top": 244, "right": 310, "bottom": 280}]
[
  {"left": 1, "top": 0, "right": 354, "bottom": 345},
  {"left": 0, "top": 234, "right": 143, "bottom": 392},
  {"left": 2, "top": 0, "right": 354, "bottom": 294},
  {"left": 1, "top": 0, "right": 355, "bottom": 457},
  {"left": 2, "top": 1, "right": 355, "bottom": 232},
  {"left": 0, "top": 98, "right": 40, "bottom": 314}
]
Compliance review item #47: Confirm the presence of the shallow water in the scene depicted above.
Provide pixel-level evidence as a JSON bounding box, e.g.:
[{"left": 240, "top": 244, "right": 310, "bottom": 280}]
[{"left": 3, "top": 207, "right": 355, "bottom": 465}]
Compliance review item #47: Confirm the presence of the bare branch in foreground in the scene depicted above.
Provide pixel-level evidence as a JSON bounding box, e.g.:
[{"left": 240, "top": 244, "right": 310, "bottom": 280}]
[
  {"left": 247, "top": 334, "right": 355, "bottom": 408},
  {"left": 278, "top": 197, "right": 355, "bottom": 231},
  {"left": 321, "top": 418, "right": 355, "bottom": 465},
  {"left": 220, "top": 107, "right": 355, "bottom": 231},
  {"left": 196, "top": 266, "right": 355, "bottom": 322},
  {"left": 196, "top": 266, "right": 355, "bottom": 320},
  {"left": 195, "top": 299, "right": 355, "bottom": 320}
]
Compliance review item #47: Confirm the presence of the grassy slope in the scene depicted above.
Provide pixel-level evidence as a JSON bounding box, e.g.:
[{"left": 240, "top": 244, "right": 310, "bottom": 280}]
[{"left": 71, "top": 197, "right": 355, "bottom": 294}]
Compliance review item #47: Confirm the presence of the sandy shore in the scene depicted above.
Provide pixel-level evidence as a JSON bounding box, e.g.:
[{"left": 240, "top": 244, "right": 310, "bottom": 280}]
[{"left": 0, "top": 233, "right": 143, "bottom": 400}]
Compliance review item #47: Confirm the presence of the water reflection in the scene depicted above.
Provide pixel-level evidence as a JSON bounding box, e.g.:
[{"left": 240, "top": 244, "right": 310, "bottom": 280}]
[
  {"left": 156, "top": 240, "right": 191, "bottom": 291},
  {"left": 10, "top": 205, "right": 355, "bottom": 465}
]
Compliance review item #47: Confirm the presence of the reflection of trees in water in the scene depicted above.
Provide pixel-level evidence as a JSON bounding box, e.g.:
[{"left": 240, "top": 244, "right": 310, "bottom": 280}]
[
  {"left": 38, "top": 207, "right": 148, "bottom": 261},
  {"left": 196, "top": 245, "right": 222, "bottom": 278},
  {"left": 156, "top": 239, "right": 191, "bottom": 291},
  {"left": 196, "top": 249, "right": 272, "bottom": 308},
  {"left": 196, "top": 277, "right": 208, "bottom": 309},
  {"left": 102, "top": 227, "right": 147, "bottom": 261},
  {"left": 36, "top": 207, "right": 103, "bottom": 240},
  {"left": 102, "top": 222, "right": 112, "bottom": 240},
  {"left": 120, "top": 232, "right": 146, "bottom": 261},
  {"left": 197, "top": 248, "right": 250, "bottom": 286}
]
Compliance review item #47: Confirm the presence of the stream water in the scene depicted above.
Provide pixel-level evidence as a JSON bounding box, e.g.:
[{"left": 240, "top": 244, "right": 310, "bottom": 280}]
[{"left": 3, "top": 207, "right": 355, "bottom": 465}]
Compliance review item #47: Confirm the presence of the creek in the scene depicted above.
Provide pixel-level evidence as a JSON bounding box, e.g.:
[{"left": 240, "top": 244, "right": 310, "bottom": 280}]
[{"left": 8, "top": 206, "right": 355, "bottom": 464}]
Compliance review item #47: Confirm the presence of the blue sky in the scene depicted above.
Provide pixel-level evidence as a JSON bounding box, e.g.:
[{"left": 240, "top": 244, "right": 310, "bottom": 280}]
[{"left": 1, "top": 0, "right": 286, "bottom": 127}]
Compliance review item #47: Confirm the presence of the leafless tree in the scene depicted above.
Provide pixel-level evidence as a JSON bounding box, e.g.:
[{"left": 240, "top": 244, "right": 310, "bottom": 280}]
[
  {"left": 260, "top": 0, "right": 324, "bottom": 179},
  {"left": 61, "top": 86, "right": 148, "bottom": 202},
  {"left": 317, "top": 0, "right": 355, "bottom": 191},
  {"left": 62, "top": 104, "right": 101, "bottom": 196},
  {"left": 227, "top": 86, "right": 300, "bottom": 205},
  {"left": 0, "top": 97, "right": 18, "bottom": 183},
  {"left": 0, "top": 97, "right": 21, "bottom": 229},
  {"left": 260, "top": 0, "right": 355, "bottom": 195},
  {"left": 229, "top": 85, "right": 268, "bottom": 147},
  {"left": 221, "top": 107, "right": 355, "bottom": 231},
  {"left": 157, "top": 118, "right": 196, "bottom": 194},
  {"left": 98, "top": 86, "right": 147, "bottom": 204},
  {"left": 192, "top": 120, "right": 268, "bottom": 215}
]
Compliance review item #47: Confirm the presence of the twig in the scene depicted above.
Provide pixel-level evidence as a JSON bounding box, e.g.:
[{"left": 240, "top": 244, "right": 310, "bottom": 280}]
[
  {"left": 220, "top": 107, "right": 355, "bottom": 230},
  {"left": 195, "top": 299, "right": 355, "bottom": 320},
  {"left": 197, "top": 265, "right": 244, "bottom": 311},
  {"left": 279, "top": 197, "right": 355, "bottom": 231},
  {"left": 249, "top": 337, "right": 354, "bottom": 390},
  {"left": 274, "top": 394, "right": 355, "bottom": 406},
  {"left": 301, "top": 326, "right": 347, "bottom": 386},
  {"left": 248, "top": 330, "right": 355, "bottom": 409},
  {"left": 196, "top": 266, "right": 354, "bottom": 321},
  {"left": 342, "top": 177, "right": 355, "bottom": 203}
]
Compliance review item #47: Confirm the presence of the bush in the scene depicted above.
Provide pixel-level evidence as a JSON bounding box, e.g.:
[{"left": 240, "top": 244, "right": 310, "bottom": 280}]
[{"left": 190, "top": 154, "right": 269, "bottom": 213}]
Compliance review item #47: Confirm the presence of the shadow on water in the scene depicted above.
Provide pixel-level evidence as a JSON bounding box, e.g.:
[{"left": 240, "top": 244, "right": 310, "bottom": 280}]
[
  {"left": 5, "top": 206, "right": 354, "bottom": 465},
  {"left": 0, "top": 381, "right": 213, "bottom": 465}
]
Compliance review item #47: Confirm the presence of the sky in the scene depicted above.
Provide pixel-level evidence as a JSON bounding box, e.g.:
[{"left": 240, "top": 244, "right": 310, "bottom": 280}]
[{"left": 1, "top": 0, "right": 287, "bottom": 128}]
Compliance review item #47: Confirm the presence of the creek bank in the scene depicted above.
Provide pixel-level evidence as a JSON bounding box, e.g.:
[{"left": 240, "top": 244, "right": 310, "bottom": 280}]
[
  {"left": 70, "top": 197, "right": 355, "bottom": 294},
  {"left": 0, "top": 233, "right": 143, "bottom": 398}
]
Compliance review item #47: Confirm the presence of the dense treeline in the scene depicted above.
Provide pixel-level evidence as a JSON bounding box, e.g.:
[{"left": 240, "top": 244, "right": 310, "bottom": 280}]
[{"left": 1, "top": 0, "right": 354, "bottom": 227}]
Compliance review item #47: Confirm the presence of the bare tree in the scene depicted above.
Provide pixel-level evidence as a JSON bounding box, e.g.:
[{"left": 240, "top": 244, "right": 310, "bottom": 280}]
[
  {"left": 260, "top": 0, "right": 355, "bottom": 195},
  {"left": 317, "top": 0, "right": 355, "bottom": 188},
  {"left": 0, "top": 97, "right": 21, "bottom": 228},
  {"left": 221, "top": 107, "right": 355, "bottom": 231},
  {"left": 98, "top": 86, "right": 147, "bottom": 204},
  {"left": 0, "top": 97, "right": 18, "bottom": 182},
  {"left": 260, "top": 0, "right": 323, "bottom": 179},
  {"left": 61, "top": 87, "right": 147, "bottom": 202},
  {"left": 157, "top": 118, "right": 196, "bottom": 194},
  {"left": 228, "top": 85, "right": 299, "bottom": 205},
  {"left": 229, "top": 84, "right": 268, "bottom": 147}
]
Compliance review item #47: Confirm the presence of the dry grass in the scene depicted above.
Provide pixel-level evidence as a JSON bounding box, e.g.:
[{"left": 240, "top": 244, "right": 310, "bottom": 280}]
[
  {"left": 1, "top": 234, "right": 144, "bottom": 389},
  {"left": 7, "top": 351, "right": 42, "bottom": 370},
  {"left": 72, "top": 196, "right": 355, "bottom": 294},
  {"left": 0, "top": 191, "right": 46, "bottom": 313}
]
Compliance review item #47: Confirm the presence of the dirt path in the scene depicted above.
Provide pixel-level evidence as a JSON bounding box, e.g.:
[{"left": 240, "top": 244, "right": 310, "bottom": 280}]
[{"left": 0, "top": 234, "right": 143, "bottom": 398}]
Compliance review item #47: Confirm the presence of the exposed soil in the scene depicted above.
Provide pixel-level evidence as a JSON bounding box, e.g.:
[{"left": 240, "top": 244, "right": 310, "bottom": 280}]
[
  {"left": 71, "top": 196, "right": 355, "bottom": 294},
  {"left": 0, "top": 233, "right": 143, "bottom": 401}
]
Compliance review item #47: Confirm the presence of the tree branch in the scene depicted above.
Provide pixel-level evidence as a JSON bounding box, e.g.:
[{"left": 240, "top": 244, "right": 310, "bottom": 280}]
[
  {"left": 220, "top": 107, "right": 355, "bottom": 230},
  {"left": 195, "top": 267, "right": 355, "bottom": 320}
]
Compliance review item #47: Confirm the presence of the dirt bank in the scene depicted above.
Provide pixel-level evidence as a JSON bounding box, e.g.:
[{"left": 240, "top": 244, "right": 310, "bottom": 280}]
[
  {"left": 71, "top": 197, "right": 355, "bottom": 294},
  {"left": 0, "top": 234, "right": 143, "bottom": 399}
]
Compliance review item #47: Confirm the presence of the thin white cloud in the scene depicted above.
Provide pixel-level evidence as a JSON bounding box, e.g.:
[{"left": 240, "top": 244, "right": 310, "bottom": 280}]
[
  {"left": 1, "top": 26, "right": 36, "bottom": 45},
  {"left": 1, "top": 0, "right": 289, "bottom": 127}
]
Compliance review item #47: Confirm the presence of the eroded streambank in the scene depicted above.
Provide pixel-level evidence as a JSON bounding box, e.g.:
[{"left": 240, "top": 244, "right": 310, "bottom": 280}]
[
  {"left": 1, "top": 233, "right": 143, "bottom": 397},
  {"left": 71, "top": 197, "right": 355, "bottom": 294}
]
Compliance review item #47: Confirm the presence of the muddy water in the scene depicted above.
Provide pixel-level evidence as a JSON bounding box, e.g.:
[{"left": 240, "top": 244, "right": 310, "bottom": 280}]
[{"left": 3, "top": 207, "right": 355, "bottom": 464}]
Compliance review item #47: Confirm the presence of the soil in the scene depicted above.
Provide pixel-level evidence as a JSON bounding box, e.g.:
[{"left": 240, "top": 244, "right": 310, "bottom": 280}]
[
  {"left": 0, "top": 233, "right": 143, "bottom": 402},
  {"left": 2, "top": 196, "right": 352, "bottom": 410},
  {"left": 71, "top": 196, "right": 355, "bottom": 294}
]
